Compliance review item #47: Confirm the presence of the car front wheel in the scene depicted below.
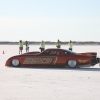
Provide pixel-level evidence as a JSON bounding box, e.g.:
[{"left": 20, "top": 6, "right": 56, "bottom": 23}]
[
  {"left": 11, "top": 59, "right": 21, "bottom": 67},
  {"left": 67, "top": 60, "right": 77, "bottom": 68}
]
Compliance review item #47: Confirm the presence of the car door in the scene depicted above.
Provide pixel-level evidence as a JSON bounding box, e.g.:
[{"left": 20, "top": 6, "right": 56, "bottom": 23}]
[{"left": 38, "top": 51, "right": 58, "bottom": 66}]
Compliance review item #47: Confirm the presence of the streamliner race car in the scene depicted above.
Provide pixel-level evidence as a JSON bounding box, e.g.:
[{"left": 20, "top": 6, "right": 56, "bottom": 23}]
[{"left": 5, "top": 48, "right": 100, "bottom": 68}]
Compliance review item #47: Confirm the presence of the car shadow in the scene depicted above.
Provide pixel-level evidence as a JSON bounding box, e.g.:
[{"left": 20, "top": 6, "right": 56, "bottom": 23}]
[{"left": 9, "top": 66, "right": 100, "bottom": 72}]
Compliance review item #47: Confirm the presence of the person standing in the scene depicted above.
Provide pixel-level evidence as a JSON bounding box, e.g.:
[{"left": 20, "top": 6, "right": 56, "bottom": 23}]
[
  {"left": 25, "top": 41, "right": 29, "bottom": 53},
  {"left": 19, "top": 40, "right": 23, "bottom": 54},
  {"left": 68, "top": 40, "right": 73, "bottom": 51},
  {"left": 40, "top": 40, "right": 45, "bottom": 52},
  {"left": 56, "top": 39, "right": 61, "bottom": 48}
]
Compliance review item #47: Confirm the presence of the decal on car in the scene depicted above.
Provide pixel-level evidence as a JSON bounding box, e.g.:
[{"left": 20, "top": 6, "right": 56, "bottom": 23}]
[
  {"left": 78, "top": 59, "right": 89, "bottom": 63},
  {"left": 87, "top": 54, "right": 91, "bottom": 56},
  {"left": 23, "top": 57, "right": 57, "bottom": 64},
  {"left": 76, "top": 53, "right": 91, "bottom": 56}
]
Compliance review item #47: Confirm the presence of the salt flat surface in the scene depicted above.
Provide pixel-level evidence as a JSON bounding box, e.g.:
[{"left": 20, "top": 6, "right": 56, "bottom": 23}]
[{"left": 0, "top": 45, "right": 100, "bottom": 100}]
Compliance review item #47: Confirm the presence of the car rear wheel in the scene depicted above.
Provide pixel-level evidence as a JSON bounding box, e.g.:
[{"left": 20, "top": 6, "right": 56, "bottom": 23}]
[
  {"left": 11, "top": 59, "right": 21, "bottom": 67},
  {"left": 67, "top": 60, "right": 77, "bottom": 68}
]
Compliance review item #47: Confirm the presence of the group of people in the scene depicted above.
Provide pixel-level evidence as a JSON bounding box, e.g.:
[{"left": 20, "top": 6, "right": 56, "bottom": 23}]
[
  {"left": 19, "top": 39, "right": 73, "bottom": 54},
  {"left": 39, "top": 39, "right": 73, "bottom": 52},
  {"left": 19, "top": 40, "right": 46, "bottom": 54},
  {"left": 19, "top": 40, "right": 29, "bottom": 54},
  {"left": 56, "top": 39, "right": 73, "bottom": 51}
]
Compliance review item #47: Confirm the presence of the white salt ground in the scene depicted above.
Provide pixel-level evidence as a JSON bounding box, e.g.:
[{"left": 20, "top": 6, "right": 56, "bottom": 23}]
[{"left": 0, "top": 45, "right": 100, "bottom": 100}]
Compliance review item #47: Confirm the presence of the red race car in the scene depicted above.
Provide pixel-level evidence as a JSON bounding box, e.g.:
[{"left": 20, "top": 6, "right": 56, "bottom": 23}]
[{"left": 5, "top": 48, "right": 100, "bottom": 68}]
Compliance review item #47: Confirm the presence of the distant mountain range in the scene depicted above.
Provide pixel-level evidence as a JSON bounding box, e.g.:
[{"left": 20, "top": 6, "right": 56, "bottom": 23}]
[{"left": 0, "top": 41, "right": 100, "bottom": 45}]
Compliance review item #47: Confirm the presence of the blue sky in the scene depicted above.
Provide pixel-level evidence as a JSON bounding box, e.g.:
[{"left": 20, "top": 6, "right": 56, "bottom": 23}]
[{"left": 0, "top": 0, "right": 100, "bottom": 42}]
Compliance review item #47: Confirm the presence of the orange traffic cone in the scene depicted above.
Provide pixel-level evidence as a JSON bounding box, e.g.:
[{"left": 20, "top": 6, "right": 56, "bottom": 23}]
[{"left": 3, "top": 50, "right": 4, "bottom": 54}]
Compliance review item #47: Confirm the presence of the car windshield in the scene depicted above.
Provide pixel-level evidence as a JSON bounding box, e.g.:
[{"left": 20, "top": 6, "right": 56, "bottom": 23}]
[{"left": 65, "top": 49, "right": 76, "bottom": 54}]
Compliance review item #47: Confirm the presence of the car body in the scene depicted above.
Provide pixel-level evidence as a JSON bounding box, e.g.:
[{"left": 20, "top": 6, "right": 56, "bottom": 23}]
[{"left": 5, "top": 48, "right": 100, "bottom": 68}]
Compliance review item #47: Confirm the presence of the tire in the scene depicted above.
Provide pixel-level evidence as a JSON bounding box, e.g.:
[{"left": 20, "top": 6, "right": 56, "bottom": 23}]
[
  {"left": 67, "top": 60, "right": 77, "bottom": 68},
  {"left": 11, "top": 59, "right": 21, "bottom": 67}
]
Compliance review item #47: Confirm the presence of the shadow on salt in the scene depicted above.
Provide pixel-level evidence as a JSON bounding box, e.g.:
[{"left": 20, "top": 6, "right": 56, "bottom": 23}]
[{"left": 8, "top": 66, "right": 100, "bottom": 72}]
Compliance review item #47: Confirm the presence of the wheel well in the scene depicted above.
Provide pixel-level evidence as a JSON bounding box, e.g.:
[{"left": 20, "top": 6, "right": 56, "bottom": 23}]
[
  {"left": 66, "top": 60, "right": 78, "bottom": 68},
  {"left": 10, "top": 60, "right": 21, "bottom": 67}
]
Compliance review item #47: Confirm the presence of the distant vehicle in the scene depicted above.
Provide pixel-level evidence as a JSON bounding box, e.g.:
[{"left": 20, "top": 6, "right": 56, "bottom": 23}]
[{"left": 5, "top": 48, "right": 100, "bottom": 68}]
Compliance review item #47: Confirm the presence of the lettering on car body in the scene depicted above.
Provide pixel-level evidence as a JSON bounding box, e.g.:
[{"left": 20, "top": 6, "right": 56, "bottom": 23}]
[{"left": 23, "top": 57, "right": 57, "bottom": 65}]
